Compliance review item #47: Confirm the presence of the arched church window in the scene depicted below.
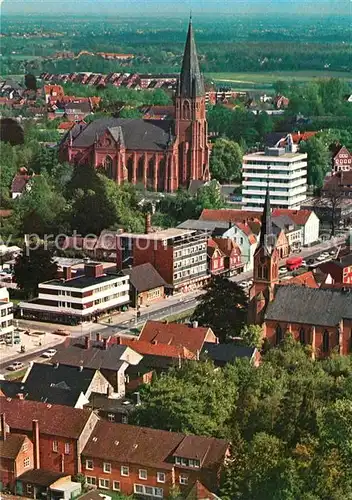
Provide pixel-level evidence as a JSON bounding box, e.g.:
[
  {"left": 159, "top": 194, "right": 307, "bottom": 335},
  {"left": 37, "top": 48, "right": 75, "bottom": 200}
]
[
  {"left": 137, "top": 156, "right": 144, "bottom": 183},
  {"left": 183, "top": 100, "right": 191, "bottom": 120},
  {"left": 322, "top": 330, "right": 329, "bottom": 353},
  {"left": 263, "top": 266, "right": 269, "bottom": 279},
  {"left": 104, "top": 155, "right": 114, "bottom": 179},
  {"left": 127, "top": 157, "right": 133, "bottom": 183},
  {"left": 299, "top": 327, "right": 305, "bottom": 344},
  {"left": 275, "top": 324, "right": 283, "bottom": 345}
]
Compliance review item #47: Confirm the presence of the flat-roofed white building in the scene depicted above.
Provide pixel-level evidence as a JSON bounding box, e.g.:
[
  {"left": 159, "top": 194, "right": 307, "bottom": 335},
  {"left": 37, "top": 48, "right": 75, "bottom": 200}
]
[
  {"left": 18, "top": 263, "right": 130, "bottom": 325},
  {"left": 0, "top": 287, "right": 14, "bottom": 339},
  {"left": 242, "top": 145, "right": 308, "bottom": 211}
]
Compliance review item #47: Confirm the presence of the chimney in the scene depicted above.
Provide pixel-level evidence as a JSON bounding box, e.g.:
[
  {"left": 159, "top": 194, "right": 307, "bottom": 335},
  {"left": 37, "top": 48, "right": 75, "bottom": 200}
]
[
  {"left": 84, "top": 335, "right": 91, "bottom": 350},
  {"left": 63, "top": 266, "right": 72, "bottom": 281},
  {"left": 115, "top": 336, "right": 121, "bottom": 345},
  {"left": 17, "top": 393, "right": 24, "bottom": 400},
  {"left": 96, "top": 332, "right": 101, "bottom": 342},
  {"left": 192, "top": 321, "right": 199, "bottom": 329},
  {"left": 106, "top": 385, "right": 111, "bottom": 398},
  {"left": 103, "top": 337, "right": 110, "bottom": 350},
  {"left": 84, "top": 263, "right": 104, "bottom": 278},
  {"left": 145, "top": 213, "right": 152, "bottom": 234},
  {"left": 133, "top": 391, "right": 141, "bottom": 406},
  {"left": 32, "top": 419, "right": 40, "bottom": 469},
  {"left": 79, "top": 365, "right": 84, "bottom": 372},
  {"left": 1, "top": 413, "right": 7, "bottom": 441}
]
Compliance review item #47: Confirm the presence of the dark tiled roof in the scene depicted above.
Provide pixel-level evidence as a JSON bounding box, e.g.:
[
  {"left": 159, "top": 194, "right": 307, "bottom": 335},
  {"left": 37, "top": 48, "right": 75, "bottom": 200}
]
[
  {"left": 44, "top": 271, "right": 123, "bottom": 290},
  {"left": 51, "top": 341, "right": 128, "bottom": 371},
  {"left": 0, "top": 398, "right": 94, "bottom": 439},
  {"left": 21, "top": 363, "right": 99, "bottom": 406},
  {"left": 17, "top": 469, "right": 68, "bottom": 487},
  {"left": 202, "top": 342, "right": 256, "bottom": 364},
  {"left": 0, "top": 434, "right": 27, "bottom": 460},
  {"left": 122, "top": 263, "right": 167, "bottom": 293},
  {"left": 265, "top": 286, "right": 352, "bottom": 326},
  {"left": 83, "top": 420, "right": 228, "bottom": 470},
  {"left": 71, "top": 117, "right": 173, "bottom": 152}
]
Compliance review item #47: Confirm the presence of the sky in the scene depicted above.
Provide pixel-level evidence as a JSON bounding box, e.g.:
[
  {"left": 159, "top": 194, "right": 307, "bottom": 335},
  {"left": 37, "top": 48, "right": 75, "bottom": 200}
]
[{"left": 1, "top": 0, "right": 349, "bottom": 15}]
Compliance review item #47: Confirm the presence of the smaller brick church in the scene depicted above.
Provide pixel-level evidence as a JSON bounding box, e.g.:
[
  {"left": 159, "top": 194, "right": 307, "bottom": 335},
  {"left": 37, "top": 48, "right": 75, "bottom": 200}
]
[
  {"left": 60, "top": 19, "right": 210, "bottom": 192},
  {"left": 248, "top": 186, "right": 352, "bottom": 358}
]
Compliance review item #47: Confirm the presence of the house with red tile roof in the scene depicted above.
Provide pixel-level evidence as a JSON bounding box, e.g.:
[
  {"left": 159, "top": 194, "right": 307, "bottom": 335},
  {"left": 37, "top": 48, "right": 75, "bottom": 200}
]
[
  {"left": 43, "top": 84, "right": 64, "bottom": 104},
  {"left": 11, "top": 172, "right": 40, "bottom": 199},
  {"left": 81, "top": 420, "right": 229, "bottom": 496},
  {"left": 213, "top": 237, "right": 243, "bottom": 274},
  {"left": 271, "top": 209, "right": 320, "bottom": 246},
  {"left": 138, "top": 320, "right": 218, "bottom": 354},
  {"left": 279, "top": 271, "right": 319, "bottom": 289},
  {"left": 0, "top": 398, "right": 98, "bottom": 476},
  {"left": 115, "top": 337, "right": 196, "bottom": 360},
  {"left": 207, "top": 239, "right": 225, "bottom": 275},
  {"left": 185, "top": 480, "right": 222, "bottom": 499}
]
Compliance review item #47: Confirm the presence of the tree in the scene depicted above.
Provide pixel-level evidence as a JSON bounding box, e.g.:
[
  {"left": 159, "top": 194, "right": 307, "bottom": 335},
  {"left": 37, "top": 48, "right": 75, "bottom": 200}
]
[
  {"left": 318, "top": 399, "right": 352, "bottom": 463},
  {"left": 14, "top": 245, "right": 58, "bottom": 298},
  {"left": 209, "top": 138, "right": 243, "bottom": 183},
  {"left": 191, "top": 275, "right": 248, "bottom": 342},
  {"left": 24, "top": 73, "right": 37, "bottom": 91},
  {"left": 320, "top": 183, "right": 344, "bottom": 236},
  {"left": 239, "top": 325, "right": 263, "bottom": 349},
  {"left": 256, "top": 112, "right": 273, "bottom": 142},
  {"left": 300, "top": 137, "right": 330, "bottom": 189},
  {"left": 196, "top": 180, "right": 224, "bottom": 210},
  {"left": 273, "top": 80, "right": 289, "bottom": 96},
  {"left": 0, "top": 118, "right": 25, "bottom": 146}
]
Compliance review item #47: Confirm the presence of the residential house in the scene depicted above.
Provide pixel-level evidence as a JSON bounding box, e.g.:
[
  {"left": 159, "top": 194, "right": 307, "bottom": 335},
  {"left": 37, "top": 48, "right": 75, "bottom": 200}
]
[
  {"left": 51, "top": 334, "right": 142, "bottom": 396},
  {"left": 11, "top": 170, "right": 39, "bottom": 199},
  {"left": 18, "top": 263, "right": 130, "bottom": 325},
  {"left": 16, "top": 470, "right": 81, "bottom": 500},
  {"left": 279, "top": 270, "right": 319, "bottom": 288},
  {"left": 44, "top": 85, "right": 65, "bottom": 104},
  {"left": 0, "top": 413, "right": 34, "bottom": 490},
  {"left": 319, "top": 253, "right": 352, "bottom": 285},
  {"left": 185, "top": 480, "right": 222, "bottom": 499},
  {"left": 81, "top": 420, "right": 229, "bottom": 495},
  {"left": 207, "top": 239, "right": 225, "bottom": 275},
  {"left": 272, "top": 215, "right": 303, "bottom": 252},
  {"left": 138, "top": 320, "right": 218, "bottom": 355},
  {"left": 201, "top": 342, "right": 260, "bottom": 367},
  {"left": 331, "top": 145, "right": 352, "bottom": 173},
  {"left": 271, "top": 208, "right": 320, "bottom": 246},
  {"left": 213, "top": 238, "right": 242, "bottom": 275},
  {"left": 121, "top": 263, "right": 167, "bottom": 307},
  {"left": 116, "top": 228, "right": 210, "bottom": 294},
  {"left": 323, "top": 170, "right": 352, "bottom": 198},
  {"left": 0, "top": 363, "right": 114, "bottom": 409},
  {"left": 0, "top": 398, "right": 98, "bottom": 476}
]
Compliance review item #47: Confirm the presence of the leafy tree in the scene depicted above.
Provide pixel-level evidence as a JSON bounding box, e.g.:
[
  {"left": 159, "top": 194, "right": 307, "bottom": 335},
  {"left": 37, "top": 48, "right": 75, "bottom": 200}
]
[
  {"left": 300, "top": 137, "right": 330, "bottom": 188},
  {"left": 209, "top": 138, "right": 243, "bottom": 183},
  {"left": 196, "top": 180, "right": 224, "bottom": 210},
  {"left": 191, "top": 275, "right": 248, "bottom": 342},
  {"left": 256, "top": 111, "right": 274, "bottom": 142},
  {"left": 273, "top": 80, "right": 290, "bottom": 96},
  {"left": 24, "top": 73, "right": 37, "bottom": 91},
  {"left": 14, "top": 245, "right": 58, "bottom": 298},
  {"left": 0, "top": 118, "right": 25, "bottom": 146},
  {"left": 239, "top": 324, "right": 263, "bottom": 349}
]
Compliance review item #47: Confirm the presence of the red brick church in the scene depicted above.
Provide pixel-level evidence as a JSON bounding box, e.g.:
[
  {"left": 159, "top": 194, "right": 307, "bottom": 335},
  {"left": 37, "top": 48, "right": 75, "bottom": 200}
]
[
  {"left": 248, "top": 187, "right": 352, "bottom": 358},
  {"left": 60, "top": 19, "right": 210, "bottom": 192}
]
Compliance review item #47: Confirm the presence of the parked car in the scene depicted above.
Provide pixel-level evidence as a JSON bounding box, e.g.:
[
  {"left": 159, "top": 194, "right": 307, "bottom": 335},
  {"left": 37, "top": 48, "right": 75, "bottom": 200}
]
[
  {"left": 52, "top": 329, "right": 70, "bottom": 336},
  {"left": 7, "top": 361, "right": 24, "bottom": 371},
  {"left": 301, "top": 260, "right": 307, "bottom": 266},
  {"left": 42, "top": 349, "right": 57, "bottom": 358}
]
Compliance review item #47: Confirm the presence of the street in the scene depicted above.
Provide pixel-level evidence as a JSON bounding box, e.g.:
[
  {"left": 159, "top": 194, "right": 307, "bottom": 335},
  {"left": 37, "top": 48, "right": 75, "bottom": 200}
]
[{"left": 0, "top": 234, "right": 346, "bottom": 374}]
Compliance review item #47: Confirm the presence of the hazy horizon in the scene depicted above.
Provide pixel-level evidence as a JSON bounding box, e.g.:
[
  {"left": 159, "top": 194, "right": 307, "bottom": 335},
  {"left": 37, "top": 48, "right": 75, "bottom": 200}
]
[{"left": 1, "top": 0, "right": 349, "bottom": 16}]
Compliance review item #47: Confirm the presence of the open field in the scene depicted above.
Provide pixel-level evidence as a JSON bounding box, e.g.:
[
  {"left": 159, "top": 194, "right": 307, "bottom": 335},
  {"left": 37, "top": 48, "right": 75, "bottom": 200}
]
[{"left": 207, "top": 71, "right": 352, "bottom": 91}]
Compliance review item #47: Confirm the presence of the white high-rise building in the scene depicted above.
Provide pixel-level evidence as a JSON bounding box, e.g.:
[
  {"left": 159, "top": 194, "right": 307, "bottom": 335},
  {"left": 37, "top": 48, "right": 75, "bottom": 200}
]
[
  {"left": 242, "top": 141, "right": 308, "bottom": 211},
  {"left": 0, "top": 287, "right": 14, "bottom": 341}
]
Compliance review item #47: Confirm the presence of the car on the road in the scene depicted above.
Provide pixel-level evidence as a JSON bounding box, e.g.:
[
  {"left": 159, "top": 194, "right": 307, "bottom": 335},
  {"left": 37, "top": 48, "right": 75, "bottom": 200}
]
[
  {"left": 52, "top": 328, "right": 70, "bottom": 336},
  {"left": 279, "top": 267, "right": 287, "bottom": 275},
  {"left": 41, "top": 349, "right": 57, "bottom": 358},
  {"left": 239, "top": 281, "right": 248, "bottom": 288},
  {"left": 301, "top": 260, "right": 307, "bottom": 266},
  {"left": 7, "top": 361, "right": 24, "bottom": 371}
]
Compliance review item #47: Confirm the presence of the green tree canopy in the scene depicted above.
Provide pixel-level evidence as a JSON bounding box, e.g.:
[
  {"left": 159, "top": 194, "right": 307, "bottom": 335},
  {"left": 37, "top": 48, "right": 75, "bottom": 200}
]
[
  {"left": 300, "top": 136, "right": 330, "bottom": 189},
  {"left": 209, "top": 138, "right": 243, "bottom": 183}
]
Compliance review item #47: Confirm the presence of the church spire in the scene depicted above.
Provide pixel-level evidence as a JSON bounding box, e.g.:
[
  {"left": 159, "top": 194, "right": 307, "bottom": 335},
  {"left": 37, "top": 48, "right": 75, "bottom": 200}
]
[{"left": 179, "top": 17, "right": 205, "bottom": 98}]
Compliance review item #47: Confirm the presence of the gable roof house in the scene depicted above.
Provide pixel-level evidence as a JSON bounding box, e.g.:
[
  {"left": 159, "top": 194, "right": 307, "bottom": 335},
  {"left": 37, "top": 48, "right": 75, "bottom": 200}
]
[
  {"left": 271, "top": 209, "right": 320, "bottom": 246},
  {"left": 4, "top": 362, "right": 114, "bottom": 409},
  {"left": 138, "top": 320, "right": 218, "bottom": 355},
  {"left": 121, "top": 262, "right": 168, "bottom": 307},
  {"left": 82, "top": 420, "right": 229, "bottom": 496},
  {"left": 0, "top": 398, "right": 98, "bottom": 476},
  {"left": 51, "top": 334, "right": 142, "bottom": 397}
]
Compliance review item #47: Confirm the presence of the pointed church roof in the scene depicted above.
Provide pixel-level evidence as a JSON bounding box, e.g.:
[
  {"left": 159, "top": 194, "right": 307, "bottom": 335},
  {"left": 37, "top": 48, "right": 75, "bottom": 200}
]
[
  {"left": 258, "top": 184, "right": 276, "bottom": 256},
  {"left": 179, "top": 18, "right": 205, "bottom": 98}
]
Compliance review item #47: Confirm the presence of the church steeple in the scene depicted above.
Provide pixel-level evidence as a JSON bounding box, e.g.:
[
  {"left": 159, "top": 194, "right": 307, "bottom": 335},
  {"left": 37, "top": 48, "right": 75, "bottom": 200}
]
[
  {"left": 258, "top": 176, "right": 276, "bottom": 256},
  {"left": 178, "top": 17, "right": 205, "bottom": 98}
]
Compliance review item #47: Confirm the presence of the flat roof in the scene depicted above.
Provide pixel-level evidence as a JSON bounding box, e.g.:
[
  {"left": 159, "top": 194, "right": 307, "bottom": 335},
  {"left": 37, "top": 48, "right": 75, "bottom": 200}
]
[
  {"left": 41, "top": 272, "right": 125, "bottom": 290},
  {"left": 244, "top": 151, "right": 307, "bottom": 161},
  {"left": 119, "top": 228, "right": 195, "bottom": 241}
]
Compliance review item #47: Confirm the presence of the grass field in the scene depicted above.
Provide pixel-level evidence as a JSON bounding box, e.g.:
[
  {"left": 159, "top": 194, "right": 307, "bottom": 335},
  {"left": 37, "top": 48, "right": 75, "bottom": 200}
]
[{"left": 207, "top": 71, "right": 352, "bottom": 91}]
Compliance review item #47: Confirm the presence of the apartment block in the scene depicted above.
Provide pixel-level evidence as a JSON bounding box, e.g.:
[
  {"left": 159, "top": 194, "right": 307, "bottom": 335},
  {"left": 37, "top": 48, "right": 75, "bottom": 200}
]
[
  {"left": 18, "top": 263, "right": 129, "bottom": 324},
  {"left": 242, "top": 145, "right": 308, "bottom": 211},
  {"left": 0, "top": 287, "right": 14, "bottom": 340}
]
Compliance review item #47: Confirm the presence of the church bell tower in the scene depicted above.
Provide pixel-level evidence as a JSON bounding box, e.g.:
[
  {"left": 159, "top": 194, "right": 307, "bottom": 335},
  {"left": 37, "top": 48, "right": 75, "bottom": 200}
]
[
  {"left": 175, "top": 18, "right": 210, "bottom": 186},
  {"left": 248, "top": 184, "right": 279, "bottom": 324}
]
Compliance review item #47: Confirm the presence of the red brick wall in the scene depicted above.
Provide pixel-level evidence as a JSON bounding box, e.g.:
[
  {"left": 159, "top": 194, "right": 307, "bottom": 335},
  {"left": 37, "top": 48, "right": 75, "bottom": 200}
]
[
  {"left": 0, "top": 436, "right": 33, "bottom": 488},
  {"left": 264, "top": 320, "right": 351, "bottom": 357},
  {"left": 37, "top": 435, "right": 77, "bottom": 475},
  {"left": 133, "top": 241, "right": 174, "bottom": 286},
  {"left": 82, "top": 457, "right": 173, "bottom": 495}
]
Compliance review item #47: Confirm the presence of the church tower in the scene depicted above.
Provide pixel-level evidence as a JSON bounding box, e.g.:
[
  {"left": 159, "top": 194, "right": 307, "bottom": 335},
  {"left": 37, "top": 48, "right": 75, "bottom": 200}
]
[
  {"left": 248, "top": 185, "right": 280, "bottom": 324},
  {"left": 175, "top": 18, "right": 210, "bottom": 186}
]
